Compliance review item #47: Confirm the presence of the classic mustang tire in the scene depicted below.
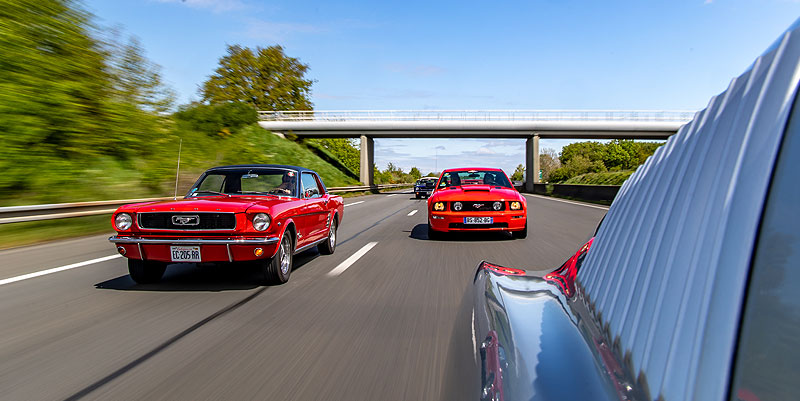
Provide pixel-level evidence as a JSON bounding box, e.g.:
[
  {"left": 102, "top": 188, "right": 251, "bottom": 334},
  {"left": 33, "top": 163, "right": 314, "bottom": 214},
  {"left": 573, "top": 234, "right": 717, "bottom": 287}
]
[
  {"left": 428, "top": 224, "right": 443, "bottom": 240},
  {"left": 128, "top": 259, "right": 167, "bottom": 284},
  {"left": 318, "top": 219, "right": 337, "bottom": 255},
  {"left": 263, "top": 233, "right": 293, "bottom": 284},
  {"left": 512, "top": 223, "right": 528, "bottom": 239}
]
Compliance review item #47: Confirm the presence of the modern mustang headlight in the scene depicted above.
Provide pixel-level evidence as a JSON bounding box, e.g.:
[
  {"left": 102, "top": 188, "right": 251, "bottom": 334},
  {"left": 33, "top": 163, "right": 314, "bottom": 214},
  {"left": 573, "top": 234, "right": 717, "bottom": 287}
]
[
  {"left": 510, "top": 201, "right": 521, "bottom": 210},
  {"left": 433, "top": 202, "right": 445, "bottom": 211},
  {"left": 253, "top": 213, "right": 271, "bottom": 231},
  {"left": 115, "top": 213, "right": 132, "bottom": 231},
  {"left": 453, "top": 202, "right": 463, "bottom": 211},
  {"left": 493, "top": 202, "right": 502, "bottom": 211}
]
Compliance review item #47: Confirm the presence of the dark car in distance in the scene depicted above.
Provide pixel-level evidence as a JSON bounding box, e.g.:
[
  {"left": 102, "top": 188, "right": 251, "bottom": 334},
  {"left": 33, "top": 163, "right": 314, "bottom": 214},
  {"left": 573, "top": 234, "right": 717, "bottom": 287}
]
[{"left": 414, "top": 177, "right": 437, "bottom": 198}]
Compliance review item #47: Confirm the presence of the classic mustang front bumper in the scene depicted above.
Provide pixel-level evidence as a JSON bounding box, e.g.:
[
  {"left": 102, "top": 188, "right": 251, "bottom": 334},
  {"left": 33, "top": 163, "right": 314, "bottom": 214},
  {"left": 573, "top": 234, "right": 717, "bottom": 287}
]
[
  {"left": 109, "top": 235, "right": 280, "bottom": 263},
  {"left": 428, "top": 211, "right": 526, "bottom": 232}
]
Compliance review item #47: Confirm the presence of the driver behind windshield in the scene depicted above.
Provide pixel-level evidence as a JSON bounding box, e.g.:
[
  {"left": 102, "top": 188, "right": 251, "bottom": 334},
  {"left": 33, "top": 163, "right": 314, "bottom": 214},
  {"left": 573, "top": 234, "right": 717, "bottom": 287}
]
[{"left": 275, "top": 172, "right": 297, "bottom": 195}]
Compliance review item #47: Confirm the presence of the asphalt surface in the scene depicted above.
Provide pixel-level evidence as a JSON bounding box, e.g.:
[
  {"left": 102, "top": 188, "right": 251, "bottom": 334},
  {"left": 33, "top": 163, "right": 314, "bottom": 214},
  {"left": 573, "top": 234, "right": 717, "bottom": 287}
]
[{"left": 0, "top": 192, "right": 607, "bottom": 401}]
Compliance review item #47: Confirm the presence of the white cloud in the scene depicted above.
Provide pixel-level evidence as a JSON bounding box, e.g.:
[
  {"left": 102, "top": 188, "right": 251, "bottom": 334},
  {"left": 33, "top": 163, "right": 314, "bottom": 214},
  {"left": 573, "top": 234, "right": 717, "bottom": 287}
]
[
  {"left": 243, "top": 20, "right": 322, "bottom": 42},
  {"left": 154, "top": 0, "right": 246, "bottom": 13}
]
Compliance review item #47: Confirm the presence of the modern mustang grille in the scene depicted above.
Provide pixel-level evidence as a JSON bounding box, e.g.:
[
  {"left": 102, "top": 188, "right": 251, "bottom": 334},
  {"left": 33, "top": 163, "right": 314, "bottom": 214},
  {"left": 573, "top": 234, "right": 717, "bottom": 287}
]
[
  {"left": 138, "top": 212, "right": 236, "bottom": 230},
  {"left": 450, "top": 201, "right": 506, "bottom": 212}
]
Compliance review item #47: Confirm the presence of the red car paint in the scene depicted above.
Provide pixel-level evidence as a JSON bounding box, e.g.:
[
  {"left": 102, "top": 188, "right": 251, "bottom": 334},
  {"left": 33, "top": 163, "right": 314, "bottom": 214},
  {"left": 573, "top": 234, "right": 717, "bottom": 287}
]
[
  {"left": 427, "top": 167, "right": 527, "bottom": 234},
  {"left": 110, "top": 167, "right": 343, "bottom": 264}
]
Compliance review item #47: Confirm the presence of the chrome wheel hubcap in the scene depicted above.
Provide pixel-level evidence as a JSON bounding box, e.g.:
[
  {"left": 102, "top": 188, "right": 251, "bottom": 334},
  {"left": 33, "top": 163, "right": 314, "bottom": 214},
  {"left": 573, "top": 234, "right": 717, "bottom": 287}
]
[
  {"left": 280, "top": 237, "right": 291, "bottom": 275},
  {"left": 329, "top": 225, "right": 336, "bottom": 248}
]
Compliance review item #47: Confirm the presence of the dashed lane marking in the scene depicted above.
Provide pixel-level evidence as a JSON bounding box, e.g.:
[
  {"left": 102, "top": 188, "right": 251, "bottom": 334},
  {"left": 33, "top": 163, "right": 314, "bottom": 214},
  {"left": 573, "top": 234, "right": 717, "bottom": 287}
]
[
  {"left": 327, "top": 242, "right": 378, "bottom": 277},
  {"left": 0, "top": 254, "right": 122, "bottom": 286},
  {"left": 344, "top": 201, "right": 364, "bottom": 207},
  {"left": 407, "top": 210, "right": 418, "bottom": 216}
]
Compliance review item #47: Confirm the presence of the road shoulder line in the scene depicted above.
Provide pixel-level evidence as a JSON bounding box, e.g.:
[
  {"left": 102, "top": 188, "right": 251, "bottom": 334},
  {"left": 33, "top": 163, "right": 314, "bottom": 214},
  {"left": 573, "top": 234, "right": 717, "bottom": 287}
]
[{"left": 522, "top": 193, "right": 610, "bottom": 210}]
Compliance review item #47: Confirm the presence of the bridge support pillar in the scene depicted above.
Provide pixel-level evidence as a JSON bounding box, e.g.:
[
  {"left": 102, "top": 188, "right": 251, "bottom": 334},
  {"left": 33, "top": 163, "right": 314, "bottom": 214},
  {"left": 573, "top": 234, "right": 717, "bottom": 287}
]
[
  {"left": 360, "top": 134, "right": 374, "bottom": 186},
  {"left": 525, "top": 135, "right": 540, "bottom": 192}
]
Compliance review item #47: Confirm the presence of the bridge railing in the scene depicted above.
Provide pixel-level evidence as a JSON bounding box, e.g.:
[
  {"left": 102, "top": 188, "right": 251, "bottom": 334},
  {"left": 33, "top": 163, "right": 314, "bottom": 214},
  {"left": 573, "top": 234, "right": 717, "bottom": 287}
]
[
  {"left": 258, "top": 110, "right": 696, "bottom": 122},
  {"left": 0, "top": 184, "right": 410, "bottom": 224}
]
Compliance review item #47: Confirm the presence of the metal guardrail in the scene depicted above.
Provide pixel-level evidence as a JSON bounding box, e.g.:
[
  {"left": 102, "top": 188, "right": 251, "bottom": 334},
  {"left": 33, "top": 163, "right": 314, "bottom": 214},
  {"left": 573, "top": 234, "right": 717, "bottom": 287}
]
[
  {"left": 0, "top": 184, "right": 411, "bottom": 224},
  {"left": 258, "top": 110, "right": 696, "bottom": 122}
]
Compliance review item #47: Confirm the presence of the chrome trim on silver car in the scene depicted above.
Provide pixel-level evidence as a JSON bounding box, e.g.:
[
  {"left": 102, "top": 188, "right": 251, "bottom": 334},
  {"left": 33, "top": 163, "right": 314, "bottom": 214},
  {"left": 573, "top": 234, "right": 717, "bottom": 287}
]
[{"left": 109, "top": 236, "right": 279, "bottom": 245}]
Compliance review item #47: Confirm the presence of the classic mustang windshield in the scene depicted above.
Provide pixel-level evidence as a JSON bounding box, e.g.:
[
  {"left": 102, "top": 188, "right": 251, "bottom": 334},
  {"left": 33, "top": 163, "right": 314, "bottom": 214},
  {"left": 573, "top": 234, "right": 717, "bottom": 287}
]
[
  {"left": 188, "top": 168, "right": 298, "bottom": 197},
  {"left": 438, "top": 170, "right": 511, "bottom": 188}
]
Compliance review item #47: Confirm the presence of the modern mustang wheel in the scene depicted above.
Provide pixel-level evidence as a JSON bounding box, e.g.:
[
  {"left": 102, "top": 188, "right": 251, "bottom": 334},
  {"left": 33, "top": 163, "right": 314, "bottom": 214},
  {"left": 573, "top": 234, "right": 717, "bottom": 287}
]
[
  {"left": 263, "top": 233, "right": 293, "bottom": 284},
  {"left": 512, "top": 222, "right": 528, "bottom": 239},
  {"left": 318, "top": 219, "right": 337, "bottom": 255},
  {"left": 428, "top": 223, "right": 443, "bottom": 240},
  {"left": 128, "top": 259, "right": 167, "bottom": 284}
]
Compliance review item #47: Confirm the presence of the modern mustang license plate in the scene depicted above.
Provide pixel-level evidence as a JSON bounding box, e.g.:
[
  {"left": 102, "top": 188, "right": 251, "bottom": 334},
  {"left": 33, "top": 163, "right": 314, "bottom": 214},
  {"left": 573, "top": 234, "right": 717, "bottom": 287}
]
[
  {"left": 464, "top": 217, "right": 493, "bottom": 224},
  {"left": 170, "top": 246, "right": 201, "bottom": 262}
]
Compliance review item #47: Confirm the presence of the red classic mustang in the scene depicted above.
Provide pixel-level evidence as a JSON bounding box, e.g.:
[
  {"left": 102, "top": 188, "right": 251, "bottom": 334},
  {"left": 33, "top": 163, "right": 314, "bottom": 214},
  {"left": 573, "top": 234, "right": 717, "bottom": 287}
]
[
  {"left": 109, "top": 165, "right": 344, "bottom": 285},
  {"left": 427, "top": 167, "right": 527, "bottom": 239}
]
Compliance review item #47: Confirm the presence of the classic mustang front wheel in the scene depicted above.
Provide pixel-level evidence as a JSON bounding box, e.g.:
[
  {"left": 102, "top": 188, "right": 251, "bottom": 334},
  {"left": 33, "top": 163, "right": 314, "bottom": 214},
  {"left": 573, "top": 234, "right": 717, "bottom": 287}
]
[
  {"left": 318, "top": 219, "right": 337, "bottom": 255},
  {"left": 128, "top": 259, "right": 167, "bottom": 284},
  {"left": 263, "top": 233, "right": 293, "bottom": 284}
]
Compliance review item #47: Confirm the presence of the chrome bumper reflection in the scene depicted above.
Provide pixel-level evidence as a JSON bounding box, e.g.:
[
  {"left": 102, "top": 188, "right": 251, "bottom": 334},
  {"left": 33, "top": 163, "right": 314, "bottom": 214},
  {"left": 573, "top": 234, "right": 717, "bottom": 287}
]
[{"left": 108, "top": 236, "right": 280, "bottom": 245}]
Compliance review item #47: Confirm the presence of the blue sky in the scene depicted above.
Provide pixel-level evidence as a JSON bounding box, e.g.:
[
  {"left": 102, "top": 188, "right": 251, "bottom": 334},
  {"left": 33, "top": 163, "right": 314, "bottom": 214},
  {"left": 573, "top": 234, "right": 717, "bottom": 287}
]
[{"left": 84, "top": 0, "right": 800, "bottom": 176}]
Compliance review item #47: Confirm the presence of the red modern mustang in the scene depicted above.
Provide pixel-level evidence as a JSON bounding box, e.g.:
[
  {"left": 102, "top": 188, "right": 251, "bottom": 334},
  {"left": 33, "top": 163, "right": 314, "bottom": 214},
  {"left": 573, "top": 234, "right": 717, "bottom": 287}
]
[
  {"left": 109, "top": 165, "right": 344, "bottom": 285},
  {"left": 427, "top": 167, "right": 527, "bottom": 239}
]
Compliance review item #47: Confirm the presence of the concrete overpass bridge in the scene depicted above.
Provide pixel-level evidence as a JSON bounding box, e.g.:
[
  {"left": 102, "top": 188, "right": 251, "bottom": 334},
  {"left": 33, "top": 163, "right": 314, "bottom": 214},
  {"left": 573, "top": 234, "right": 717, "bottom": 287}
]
[{"left": 258, "top": 110, "right": 694, "bottom": 190}]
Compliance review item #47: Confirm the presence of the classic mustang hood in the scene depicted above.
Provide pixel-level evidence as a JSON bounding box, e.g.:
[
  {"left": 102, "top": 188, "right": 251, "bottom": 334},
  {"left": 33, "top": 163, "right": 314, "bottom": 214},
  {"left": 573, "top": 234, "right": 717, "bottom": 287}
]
[
  {"left": 432, "top": 186, "right": 521, "bottom": 201},
  {"left": 124, "top": 196, "right": 286, "bottom": 213}
]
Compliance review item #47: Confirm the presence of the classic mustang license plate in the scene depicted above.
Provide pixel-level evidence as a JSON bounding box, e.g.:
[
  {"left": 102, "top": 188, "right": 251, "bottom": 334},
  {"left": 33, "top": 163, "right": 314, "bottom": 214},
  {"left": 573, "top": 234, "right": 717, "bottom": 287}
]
[
  {"left": 170, "top": 246, "right": 201, "bottom": 262},
  {"left": 464, "top": 217, "right": 493, "bottom": 224}
]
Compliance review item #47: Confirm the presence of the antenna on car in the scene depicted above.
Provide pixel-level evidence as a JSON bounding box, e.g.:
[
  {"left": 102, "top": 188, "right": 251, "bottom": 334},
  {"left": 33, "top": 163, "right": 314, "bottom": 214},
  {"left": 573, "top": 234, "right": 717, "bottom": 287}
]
[{"left": 173, "top": 138, "right": 182, "bottom": 200}]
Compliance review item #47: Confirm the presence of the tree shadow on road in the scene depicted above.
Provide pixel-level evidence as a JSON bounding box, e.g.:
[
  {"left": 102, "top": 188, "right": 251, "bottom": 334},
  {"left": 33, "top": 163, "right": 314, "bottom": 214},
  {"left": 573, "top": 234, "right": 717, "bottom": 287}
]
[
  {"left": 94, "top": 248, "right": 321, "bottom": 292},
  {"left": 407, "top": 223, "right": 516, "bottom": 242}
]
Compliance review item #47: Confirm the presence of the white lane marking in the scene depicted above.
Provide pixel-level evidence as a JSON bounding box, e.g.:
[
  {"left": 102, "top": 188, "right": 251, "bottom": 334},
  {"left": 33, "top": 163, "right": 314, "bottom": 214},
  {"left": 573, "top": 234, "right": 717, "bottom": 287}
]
[
  {"left": 407, "top": 210, "right": 418, "bottom": 216},
  {"left": 327, "top": 242, "right": 378, "bottom": 277},
  {"left": 523, "top": 193, "right": 610, "bottom": 210},
  {"left": 0, "top": 254, "right": 122, "bottom": 286},
  {"left": 344, "top": 201, "right": 364, "bottom": 207},
  {"left": 386, "top": 194, "right": 396, "bottom": 197}
]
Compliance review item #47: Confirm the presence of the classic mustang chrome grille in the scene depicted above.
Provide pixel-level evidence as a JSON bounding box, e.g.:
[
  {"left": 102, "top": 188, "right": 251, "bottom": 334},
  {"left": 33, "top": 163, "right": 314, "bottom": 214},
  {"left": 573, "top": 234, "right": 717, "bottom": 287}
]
[
  {"left": 137, "top": 212, "right": 236, "bottom": 230},
  {"left": 449, "top": 201, "right": 506, "bottom": 212}
]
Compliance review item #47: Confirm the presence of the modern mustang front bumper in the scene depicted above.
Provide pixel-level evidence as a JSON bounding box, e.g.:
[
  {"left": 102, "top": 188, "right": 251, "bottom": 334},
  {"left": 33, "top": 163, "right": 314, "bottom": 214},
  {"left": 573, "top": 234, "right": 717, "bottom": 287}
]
[
  {"left": 109, "top": 235, "right": 280, "bottom": 263},
  {"left": 428, "top": 211, "right": 526, "bottom": 232}
]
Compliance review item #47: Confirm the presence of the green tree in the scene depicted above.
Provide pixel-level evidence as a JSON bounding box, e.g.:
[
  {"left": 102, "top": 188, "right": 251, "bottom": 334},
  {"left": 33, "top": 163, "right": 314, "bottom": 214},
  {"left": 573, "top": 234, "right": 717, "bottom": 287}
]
[
  {"left": 510, "top": 164, "right": 525, "bottom": 181},
  {"left": 560, "top": 141, "right": 605, "bottom": 165},
  {"left": 311, "top": 138, "right": 360, "bottom": 174},
  {"left": 409, "top": 167, "right": 422, "bottom": 180},
  {"left": 201, "top": 45, "right": 314, "bottom": 111},
  {"left": 540, "top": 148, "right": 560, "bottom": 182}
]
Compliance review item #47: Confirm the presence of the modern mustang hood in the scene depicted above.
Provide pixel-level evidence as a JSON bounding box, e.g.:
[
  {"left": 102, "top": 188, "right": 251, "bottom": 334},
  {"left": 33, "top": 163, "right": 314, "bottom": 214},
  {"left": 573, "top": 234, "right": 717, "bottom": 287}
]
[
  {"left": 124, "top": 196, "right": 287, "bottom": 213},
  {"left": 432, "top": 186, "right": 521, "bottom": 201}
]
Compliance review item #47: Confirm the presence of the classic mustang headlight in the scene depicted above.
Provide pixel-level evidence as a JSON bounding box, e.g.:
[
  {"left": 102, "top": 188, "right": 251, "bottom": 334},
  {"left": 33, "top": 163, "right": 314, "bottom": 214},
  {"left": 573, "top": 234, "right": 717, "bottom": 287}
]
[
  {"left": 510, "top": 201, "right": 521, "bottom": 210},
  {"left": 453, "top": 202, "right": 463, "bottom": 211},
  {"left": 433, "top": 202, "right": 445, "bottom": 211},
  {"left": 115, "top": 213, "right": 132, "bottom": 231},
  {"left": 493, "top": 202, "right": 502, "bottom": 211},
  {"left": 253, "top": 213, "right": 271, "bottom": 231}
]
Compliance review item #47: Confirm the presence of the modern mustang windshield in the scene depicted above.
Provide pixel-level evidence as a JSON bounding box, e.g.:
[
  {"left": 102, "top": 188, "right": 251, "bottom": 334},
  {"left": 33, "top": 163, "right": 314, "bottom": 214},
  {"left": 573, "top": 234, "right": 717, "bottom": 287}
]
[
  {"left": 188, "top": 169, "right": 298, "bottom": 197},
  {"left": 438, "top": 170, "right": 512, "bottom": 188}
]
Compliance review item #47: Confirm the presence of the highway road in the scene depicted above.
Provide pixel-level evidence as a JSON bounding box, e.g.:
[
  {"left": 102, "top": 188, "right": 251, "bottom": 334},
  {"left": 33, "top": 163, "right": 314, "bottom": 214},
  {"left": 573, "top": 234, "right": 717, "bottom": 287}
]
[{"left": 0, "top": 192, "right": 606, "bottom": 401}]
